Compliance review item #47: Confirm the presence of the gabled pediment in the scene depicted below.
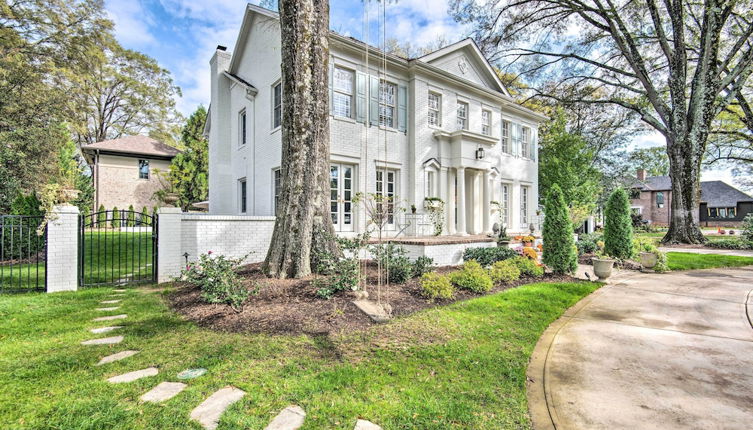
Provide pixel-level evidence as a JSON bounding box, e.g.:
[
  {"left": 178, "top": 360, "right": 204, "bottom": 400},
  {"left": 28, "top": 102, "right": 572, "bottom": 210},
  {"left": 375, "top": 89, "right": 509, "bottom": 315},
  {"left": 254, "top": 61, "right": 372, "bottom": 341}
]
[{"left": 418, "top": 39, "right": 508, "bottom": 96}]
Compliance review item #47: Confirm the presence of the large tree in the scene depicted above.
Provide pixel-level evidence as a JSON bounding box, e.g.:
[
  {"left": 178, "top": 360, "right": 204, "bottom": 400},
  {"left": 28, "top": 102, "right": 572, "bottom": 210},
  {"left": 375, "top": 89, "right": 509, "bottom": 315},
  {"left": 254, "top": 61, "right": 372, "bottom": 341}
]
[
  {"left": 451, "top": 0, "right": 753, "bottom": 243},
  {"left": 264, "top": 0, "right": 339, "bottom": 278},
  {"left": 628, "top": 146, "right": 670, "bottom": 177}
]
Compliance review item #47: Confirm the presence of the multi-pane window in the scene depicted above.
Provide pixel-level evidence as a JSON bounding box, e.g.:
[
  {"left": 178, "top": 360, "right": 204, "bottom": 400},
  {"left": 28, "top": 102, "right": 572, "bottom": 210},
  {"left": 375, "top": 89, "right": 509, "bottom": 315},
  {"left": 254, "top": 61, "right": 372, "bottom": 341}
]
[
  {"left": 239, "top": 109, "right": 247, "bottom": 146},
  {"left": 457, "top": 102, "right": 468, "bottom": 130},
  {"left": 428, "top": 92, "right": 441, "bottom": 127},
  {"left": 239, "top": 178, "right": 247, "bottom": 214},
  {"left": 376, "top": 169, "right": 396, "bottom": 225},
  {"left": 379, "top": 80, "right": 397, "bottom": 128},
  {"left": 138, "top": 159, "right": 149, "bottom": 179},
  {"left": 482, "top": 110, "right": 491, "bottom": 135},
  {"left": 521, "top": 126, "right": 531, "bottom": 158},
  {"left": 273, "top": 169, "right": 281, "bottom": 215},
  {"left": 656, "top": 191, "right": 664, "bottom": 208},
  {"left": 520, "top": 186, "right": 529, "bottom": 225},
  {"left": 501, "top": 120, "right": 510, "bottom": 153},
  {"left": 330, "top": 164, "right": 354, "bottom": 231},
  {"left": 500, "top": 184, "right": 510, "bottom": 226},
  {"left": 272, "top": 82, "right": 282, "bottom": 129},
  {"left": 333, "top": 67, "right": 354, "bottom": 118}
]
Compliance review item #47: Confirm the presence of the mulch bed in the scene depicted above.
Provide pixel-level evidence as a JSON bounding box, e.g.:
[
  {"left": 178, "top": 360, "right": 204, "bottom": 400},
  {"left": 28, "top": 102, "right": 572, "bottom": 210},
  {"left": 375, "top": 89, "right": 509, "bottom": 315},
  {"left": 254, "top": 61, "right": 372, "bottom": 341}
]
[{"left": 166, "top": 262, "right": 576, "bottom": 336}]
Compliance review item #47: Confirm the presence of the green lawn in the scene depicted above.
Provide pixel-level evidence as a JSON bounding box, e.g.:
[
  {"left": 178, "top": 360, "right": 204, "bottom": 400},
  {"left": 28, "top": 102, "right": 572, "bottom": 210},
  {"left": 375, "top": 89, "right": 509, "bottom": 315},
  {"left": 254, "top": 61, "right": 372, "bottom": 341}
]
[
  {"left": 0, "top": 280, "right": 600, "bottom": 429},
  {"left": 666, "top": 252, "right": 753, "bottom": 271}
]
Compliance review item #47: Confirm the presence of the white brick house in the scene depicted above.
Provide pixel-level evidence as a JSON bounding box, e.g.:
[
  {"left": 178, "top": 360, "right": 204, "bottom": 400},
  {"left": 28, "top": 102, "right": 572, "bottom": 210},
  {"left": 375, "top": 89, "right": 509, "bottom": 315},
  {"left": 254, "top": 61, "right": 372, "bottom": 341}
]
[{"left": 206, "top": 4, "right": 546, "bottom": 237}]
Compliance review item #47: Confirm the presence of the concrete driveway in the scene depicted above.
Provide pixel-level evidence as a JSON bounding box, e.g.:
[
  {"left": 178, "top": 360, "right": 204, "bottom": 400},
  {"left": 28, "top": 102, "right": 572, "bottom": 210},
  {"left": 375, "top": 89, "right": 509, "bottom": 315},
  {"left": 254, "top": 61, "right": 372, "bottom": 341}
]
[{"left": 528, "top": 266, "right": 753, "bottom": 430}]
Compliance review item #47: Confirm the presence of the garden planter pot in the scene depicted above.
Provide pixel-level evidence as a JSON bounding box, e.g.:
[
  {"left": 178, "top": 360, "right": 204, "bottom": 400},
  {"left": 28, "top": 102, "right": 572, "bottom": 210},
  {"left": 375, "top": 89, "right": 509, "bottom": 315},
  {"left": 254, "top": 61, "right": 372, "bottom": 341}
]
[
  {"left": 163, "top": 193, "right": 180, "bottom": 207},
  {"left": 592, "top": 258, "right": 615, "bottom": 280},
  {"left": 639, "top": 252, "right": 658, "bottom": 269}
]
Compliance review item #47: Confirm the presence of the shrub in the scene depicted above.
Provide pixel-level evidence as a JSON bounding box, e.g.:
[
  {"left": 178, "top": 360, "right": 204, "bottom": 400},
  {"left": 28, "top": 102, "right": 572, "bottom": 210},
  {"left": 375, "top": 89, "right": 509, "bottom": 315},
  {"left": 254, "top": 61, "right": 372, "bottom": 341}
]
[
  {"left": 743, "top": 213, "right": 753, "bottom": 242},
  {"left": 576, "top": 239, "right": 598, "bottom": 255},
  {"left": 706, "top": 239, "right": 753, "bottom": 250},
  {"left": 315, "top": 257, "right": 360, "bottom": 299},
  {"left": 512, "top": 256, "right": 545, "bottom": 278},
  {"left": 522, "top": 246, "right": 538, "bottom": 260},
  {"left": 542, "top": 184, "right": 577, "bottom": 274},
  {"left": 141, "top": 206, "right": 149, "bottom": 225},
  {"left": 97, "top": 204, "right": 106, "bottom": 224},
  {"left": 420, "top": 272, "right": 454, "bottom": 300},
  {"left": 489, "top": 260, "right": 521, "bottom": 284},
  {"left": 450, "top": 260, "right": 493, "bottom": 293},
  {"left": 127, "top": 205, "right": 135, "bottom": 227},
  {"left": 181, "top": 252, "right": 251, "bottom": 311},
  {"left": 604, "top": 188, "right": 634, "bottom": 260},
  {"left": 463, "top": 246, "right": 518, "bottom": 267},
  {"left": 111, "top": 206, "right": 119, "bottom": 228},
  {"left": 371, "top": 243, "right": 413, "bottom": 284},
  {"left": 413, "top": 256, "right": 434, "bottom": 277}
]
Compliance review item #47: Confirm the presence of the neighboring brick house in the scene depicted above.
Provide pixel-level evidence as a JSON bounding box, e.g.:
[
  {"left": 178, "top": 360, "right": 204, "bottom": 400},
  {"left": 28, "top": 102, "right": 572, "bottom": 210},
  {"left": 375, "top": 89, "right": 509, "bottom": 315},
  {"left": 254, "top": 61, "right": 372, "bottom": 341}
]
[
  {"left": 630, "top": 169, "right": 753, "bottom": 227},
  {"left": 206, "top": 5, "right": 546, "bottom": 237},
  {"left": 81, "top": 136, "right": 180, "bottom": 211}
]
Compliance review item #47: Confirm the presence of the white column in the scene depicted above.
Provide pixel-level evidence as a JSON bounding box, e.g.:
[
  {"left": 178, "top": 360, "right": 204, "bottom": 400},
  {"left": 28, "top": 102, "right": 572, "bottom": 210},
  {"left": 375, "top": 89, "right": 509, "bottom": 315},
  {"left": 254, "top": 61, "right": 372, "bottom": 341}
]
[
  {"left": 439, "top": 167, "right": 449, "bottom": 235},
  {"left": 46, "top": 205, "right": 79, "bottom": 293},
  {"left": 456, "top": 167, "right": 467, "bottom": 235},
  {"left": 483, "top": 170, "right": 492, "bottom": 234},
  {"left": 157, "top": 207, "right": 183, "bottom": 283},
  {"left": 447, "top": 168, "right": 456, "bottom": 235}
]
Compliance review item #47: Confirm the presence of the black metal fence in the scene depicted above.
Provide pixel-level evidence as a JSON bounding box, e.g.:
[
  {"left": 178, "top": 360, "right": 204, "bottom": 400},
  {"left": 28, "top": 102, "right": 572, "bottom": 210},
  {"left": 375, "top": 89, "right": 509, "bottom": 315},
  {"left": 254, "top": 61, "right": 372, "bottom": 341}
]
[
  {"left": 0, "top": 215, "right": 47, "bottom": 293},
  {"left": 80, "top": 210, "right": 157, "bottom": 287}
]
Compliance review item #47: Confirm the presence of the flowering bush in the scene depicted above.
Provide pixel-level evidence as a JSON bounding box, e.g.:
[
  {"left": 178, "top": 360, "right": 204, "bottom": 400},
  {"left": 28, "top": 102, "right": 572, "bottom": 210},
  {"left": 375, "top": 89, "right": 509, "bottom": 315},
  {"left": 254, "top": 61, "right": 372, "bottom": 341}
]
[
  {"left": 522, "top": 246, "right": 538, "bottom": 260},
  {"left": 181, "top": 251, "right": 251, "bottom": 311}
]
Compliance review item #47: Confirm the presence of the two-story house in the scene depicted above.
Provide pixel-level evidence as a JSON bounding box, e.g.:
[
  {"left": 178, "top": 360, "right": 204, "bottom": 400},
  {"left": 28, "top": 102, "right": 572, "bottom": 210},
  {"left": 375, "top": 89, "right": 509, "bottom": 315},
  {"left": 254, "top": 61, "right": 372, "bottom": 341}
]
[{"left": 206, "top": 4, "right": 546, "bottom": 237}]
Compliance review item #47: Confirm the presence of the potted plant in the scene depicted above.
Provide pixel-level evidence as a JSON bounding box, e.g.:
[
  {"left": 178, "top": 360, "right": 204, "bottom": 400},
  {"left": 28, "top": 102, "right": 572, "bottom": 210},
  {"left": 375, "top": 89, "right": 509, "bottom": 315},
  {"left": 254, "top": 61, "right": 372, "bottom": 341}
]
[
  {"left": 592, "top": 250, "right": 616, "bottom": 280},
  {"left": 410, "top": 204, "right": 417, "bottom": 214}
]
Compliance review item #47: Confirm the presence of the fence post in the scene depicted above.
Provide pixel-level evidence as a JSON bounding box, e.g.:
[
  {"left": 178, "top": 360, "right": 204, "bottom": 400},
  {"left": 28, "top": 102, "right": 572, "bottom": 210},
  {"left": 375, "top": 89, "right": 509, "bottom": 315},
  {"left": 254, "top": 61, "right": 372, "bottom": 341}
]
[
  {"left": 156, "top": 207, "right": 183, "bottom": 283},
  {"left": 46, "top": 205, "right": 79, "bottom": 293}
]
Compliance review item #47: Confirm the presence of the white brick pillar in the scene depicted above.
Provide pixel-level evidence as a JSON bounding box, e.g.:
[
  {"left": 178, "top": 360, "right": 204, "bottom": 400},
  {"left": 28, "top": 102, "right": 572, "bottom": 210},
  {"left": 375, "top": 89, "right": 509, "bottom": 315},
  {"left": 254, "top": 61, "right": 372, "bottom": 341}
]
[
  {"left": 483, "top": 170, "right": 492, "bottom": 234},
  {"left": 456, "top": 167, "right": 467, "bottom": 235},
  {"left": 46, "top": 205, "right": 79, "bottom": 293},
  {"left": 157, "top": 207, "right": 183, "bottom": 283}
]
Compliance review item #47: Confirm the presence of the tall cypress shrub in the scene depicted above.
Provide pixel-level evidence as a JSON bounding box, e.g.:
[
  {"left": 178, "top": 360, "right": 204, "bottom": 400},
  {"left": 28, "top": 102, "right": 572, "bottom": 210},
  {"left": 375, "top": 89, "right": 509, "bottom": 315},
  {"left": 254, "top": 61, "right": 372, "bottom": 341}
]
[
  {"left": 604, "top": 188, "right": 634, "bottom": 259},
  {"left": 127, "top": 204, "right": 135, "bottom": 227},
  {"left": 97, "top": 204, "right": 106, "bottom": 224},
  {"left": 141, "top": 206, "right": 149, "bottom": 225},
  {"left": 542, "top": 184, "right": 577, "bottom": 274},
  {"left": 111, "top": 206, "right": 119, "bottom": 228}
]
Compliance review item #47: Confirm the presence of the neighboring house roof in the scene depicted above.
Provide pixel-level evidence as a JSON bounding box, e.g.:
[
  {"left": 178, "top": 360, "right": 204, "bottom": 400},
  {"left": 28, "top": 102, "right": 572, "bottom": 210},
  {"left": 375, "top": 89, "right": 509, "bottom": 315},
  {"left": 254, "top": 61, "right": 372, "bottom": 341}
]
[
  {"left": 632, "top": 175, "right": 753, "bottom": 207},
  {"left": 81, "top": 136, "right": 180, "bottom": 160}
]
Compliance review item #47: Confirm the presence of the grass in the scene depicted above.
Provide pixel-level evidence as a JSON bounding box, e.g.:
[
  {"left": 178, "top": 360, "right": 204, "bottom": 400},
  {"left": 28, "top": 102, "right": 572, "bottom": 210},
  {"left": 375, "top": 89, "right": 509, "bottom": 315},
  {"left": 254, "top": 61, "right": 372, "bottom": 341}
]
[
  {"left": 0, "top": 280, "right": 600, "bottom": 429},
  {"left": 665, "top": 252, "right": 753, "bottom": 271}
]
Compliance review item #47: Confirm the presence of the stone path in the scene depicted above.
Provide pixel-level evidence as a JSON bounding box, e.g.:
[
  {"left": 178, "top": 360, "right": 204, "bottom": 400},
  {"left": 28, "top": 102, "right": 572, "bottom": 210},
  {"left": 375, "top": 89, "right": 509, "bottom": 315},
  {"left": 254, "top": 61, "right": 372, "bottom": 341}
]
[
  {"left": 96, "top": 306, "right": 120, "bottom": 311},
  {"left": 90, "top": 326, "right": 122, "bottom": 334},
  {"left": 264, "top": 405, "right": 306, "bottom": 430},
  {"left": 93, "top": 314, "right": 127, "bottom": 322},
  {"left": 190, "top": 386, "right": 246, "bottom": 430},
  {"left": 100, "top": 299, "right": 121, "bottom": 304},
  {"left": 97, "top": 350, "right": 139, "bottom": 365},
  {"left": 81, "top": 336, "right": 123, "bottom": 345},
  {"left": 140, "top": 381, "right": 186, "bottom": 403},
  {"left": 107, "top": 367, "right": 159, "bottom": 383}
]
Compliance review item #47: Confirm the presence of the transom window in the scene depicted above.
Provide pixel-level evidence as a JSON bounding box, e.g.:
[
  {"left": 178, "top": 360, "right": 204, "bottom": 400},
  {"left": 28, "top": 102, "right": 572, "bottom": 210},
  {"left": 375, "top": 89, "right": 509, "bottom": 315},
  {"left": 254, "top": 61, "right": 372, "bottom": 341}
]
[
  {"left": 457, "top": 102, "right": 468, "bottom": 130},
  {"left": 272, "top": 82, "right": 282, "bottom": 129},
  {"left": 376, "top": 169, "right": 396, "bottom": 226},
  {"left": 379, "top": 80, "right": 397, "bottom": 128},
  {"left": 333, "top": 67, "right": 354, "bottom": 118},
  {"left": 501, "top": 120, "right": 510, "bottom": 153},
  {"left": 428, "top": 92, "right": 441, "bottom": 127},
  {"left": 138, "top": 159, "right": 149, "bottom": 179},
  {"left": 482, "top": 110, "right": 491, "bottom": 135}
]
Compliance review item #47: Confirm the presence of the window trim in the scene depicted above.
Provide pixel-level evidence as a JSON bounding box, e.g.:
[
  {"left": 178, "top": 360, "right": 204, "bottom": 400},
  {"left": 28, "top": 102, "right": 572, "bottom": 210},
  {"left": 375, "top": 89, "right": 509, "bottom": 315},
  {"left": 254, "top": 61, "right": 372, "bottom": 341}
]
[
  {"left": 238, "top": 177, "right": 247, "bottom": 214},
  {"left": 271, "top": 81, "right": 282, "bottom": 132},
  {"left": 138, "top": 159, "right": 150, "bottom": 180},
  {"left": 332, "top": 66, "right": 355, "bottom": 119},
  {"left": 239, "top": 108, "right": 247, "bottom": 146},
  {"left": 428, "top": 91, "right": 442, "bottom": 127},
  {"left": 457, "top": 101, "right": 468, "bottom": 131}
]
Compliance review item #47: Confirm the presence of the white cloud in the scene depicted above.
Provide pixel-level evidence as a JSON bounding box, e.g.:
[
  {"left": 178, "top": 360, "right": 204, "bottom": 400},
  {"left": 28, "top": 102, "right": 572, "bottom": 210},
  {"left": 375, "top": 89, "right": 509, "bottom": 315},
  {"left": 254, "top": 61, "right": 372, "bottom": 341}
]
[{"left": 105, "top": 0, "right": 156, "bottom": 46}]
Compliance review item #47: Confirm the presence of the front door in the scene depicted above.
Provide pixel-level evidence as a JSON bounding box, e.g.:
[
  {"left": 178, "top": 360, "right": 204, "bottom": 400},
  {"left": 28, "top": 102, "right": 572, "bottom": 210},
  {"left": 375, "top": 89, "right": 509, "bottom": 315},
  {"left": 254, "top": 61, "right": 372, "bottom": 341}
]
[{"left": 330, "top": 164, "right": 354, "bottom": 232}]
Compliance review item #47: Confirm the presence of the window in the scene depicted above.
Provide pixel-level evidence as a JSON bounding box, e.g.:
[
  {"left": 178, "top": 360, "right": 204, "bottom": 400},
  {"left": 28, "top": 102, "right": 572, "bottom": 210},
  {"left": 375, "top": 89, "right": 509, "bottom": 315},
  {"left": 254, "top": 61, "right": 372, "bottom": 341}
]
[
  {"left": 426, "top": 171, "right": 436, "bottom": 198},
  {"left": 521, "top": 126, "right": 531, "bottom": 158},
  {"left": 482, "top": 110, "right": 491, "bottom": 135},
  {"left": 428, "top": 92, "right": 441, "bottom": 127},
  {"left": 273, "top": 169, "right": 281, "bottom": 215},
  {"left": 520, "top": 186, "right": 529, "bottom": 225},
  {"left": 138, "top": 159, "right": 149, "bottom": 179},
  {"left": 629, "top": 188, "right": 641, "bottom": 199},
  {"left": 457, "top": 102, "right": 468, "bottom": 130},
  {"left": 378, "top": 80, "right": 397, "bottom": 128},
  {"left": 730, "top": 207, "right": 737, "bottom": 218},
  {"left": 656, "top": 191, "right": 664, "bottom": 208},
  {"left": 330, "top": 164, "right": 354, "bottom": 231},
  {"left": 272, "top": 82, "right": 282, "bottom": 129},
  {"left": 500, "top": 183, "right": 510, "bottom": 226},
  {"left": 376, "top": 169, "right": 396, "bottom": 225},
  {"left": 238, "top": 178, "right": 247, "bottom": 214},
  {"left": 709, "top": 207, "right": 737, "bottom": 219},
  {"left": 709, "top": 207, "right": 717, "bottom": 218},
  {"left": 719, "top": 208, "right": 727, "bottom": 218},
  {"left": 333, "top": 67, "right": 354, "bottom": 118},
  {"left": 239, "top": 109, "right": 247, "bottom": 146},
  {"left": 501, "top": 120, "right": 510, "bottom": 153}
]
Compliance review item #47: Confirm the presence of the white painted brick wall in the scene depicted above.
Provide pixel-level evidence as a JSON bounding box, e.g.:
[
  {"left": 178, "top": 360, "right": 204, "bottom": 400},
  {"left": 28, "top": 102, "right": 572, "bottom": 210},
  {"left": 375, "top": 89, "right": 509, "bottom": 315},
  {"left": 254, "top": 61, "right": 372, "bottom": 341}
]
[
  {"left": 46, "top": 205, "right": 79, "bottom": 292},
  {"left": 180, "top": 214, "right": 276, "bottom": 265}
]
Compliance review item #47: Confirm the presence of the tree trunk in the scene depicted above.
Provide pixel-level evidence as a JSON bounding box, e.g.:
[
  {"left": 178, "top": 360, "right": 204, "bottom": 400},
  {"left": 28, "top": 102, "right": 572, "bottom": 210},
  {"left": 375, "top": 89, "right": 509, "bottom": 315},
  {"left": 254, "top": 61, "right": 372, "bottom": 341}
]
[
  {"left": 663, "top": 133, "right": 706, "bottom": 244},
  {"left": 263, "top": 0, "right": 339, "bottom": 278}
]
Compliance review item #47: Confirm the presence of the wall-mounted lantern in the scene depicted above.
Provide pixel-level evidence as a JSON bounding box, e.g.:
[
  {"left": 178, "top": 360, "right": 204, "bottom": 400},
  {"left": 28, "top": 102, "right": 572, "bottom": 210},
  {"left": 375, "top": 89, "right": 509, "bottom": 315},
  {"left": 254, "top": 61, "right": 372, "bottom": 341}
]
[{"left": 475, "top": 147, "right": 485, "bottom": 160}]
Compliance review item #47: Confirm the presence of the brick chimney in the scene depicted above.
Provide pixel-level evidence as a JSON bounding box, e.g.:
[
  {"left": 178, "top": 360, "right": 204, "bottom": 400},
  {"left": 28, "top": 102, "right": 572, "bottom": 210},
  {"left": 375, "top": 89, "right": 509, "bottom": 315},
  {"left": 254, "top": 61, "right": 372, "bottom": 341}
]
[{"left": 636, "top": 169, "right": 647, "bottom": 181}]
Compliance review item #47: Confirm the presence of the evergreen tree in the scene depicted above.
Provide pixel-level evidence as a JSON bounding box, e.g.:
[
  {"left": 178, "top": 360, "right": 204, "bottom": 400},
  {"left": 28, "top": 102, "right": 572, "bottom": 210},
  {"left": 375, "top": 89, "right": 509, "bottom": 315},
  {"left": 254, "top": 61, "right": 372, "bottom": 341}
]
[
  {"left": 159, "top": 106, "right": 208, "bottom": 210},
  {"left": 97, "top": 204, "right": 107, "bottom": 224},
  {"left": 141, "top": 206, "right": 149, "bottom": 225},
  {"left": 111, "top": 206, "right": 119, "bottom": 229},
  {"left": 542, "top": 184, "right": 577, "bottom": 274},
  {"left": 127, "top": 205, "right": 135, "bottom": 227},
  {"left": 604, "top": 188, "right": 634, "bottom": 259}
]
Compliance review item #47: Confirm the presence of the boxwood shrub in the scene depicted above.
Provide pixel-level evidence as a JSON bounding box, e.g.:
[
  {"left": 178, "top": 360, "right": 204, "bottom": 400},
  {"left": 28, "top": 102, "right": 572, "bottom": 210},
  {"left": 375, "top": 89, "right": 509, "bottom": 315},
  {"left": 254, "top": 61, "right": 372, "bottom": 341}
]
[
  {"left": 463, "top": 246, "right": 518, "bottom": 267},
  {"left": 420, "top": 272, "right": 454, "bottom": 300},
  {"left": 511, "top": 256, "right": 545, "bottom": 278},
  {"left": 450, "top": 260, "right": 493, "bottom": 293},
  {"left": 489, "top": 260, "right": 521, "bottom": 284}
]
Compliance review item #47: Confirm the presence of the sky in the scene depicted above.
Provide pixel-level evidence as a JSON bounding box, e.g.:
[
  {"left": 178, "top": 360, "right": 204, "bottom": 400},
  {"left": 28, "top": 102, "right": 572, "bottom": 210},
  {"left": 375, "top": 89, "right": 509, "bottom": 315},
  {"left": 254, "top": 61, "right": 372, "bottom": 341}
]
[{"left": 104, "top": 0, "right": 737, "bottom": 185}]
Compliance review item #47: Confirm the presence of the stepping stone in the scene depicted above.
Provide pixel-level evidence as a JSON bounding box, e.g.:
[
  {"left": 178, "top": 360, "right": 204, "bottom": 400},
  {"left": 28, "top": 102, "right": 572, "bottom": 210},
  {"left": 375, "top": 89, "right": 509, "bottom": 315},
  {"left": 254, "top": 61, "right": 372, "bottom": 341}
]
[
  {"left": 93, "top": 314, "right": 127, "bottom": 322},
  {"left": 81, "top": 336, "right": 123, "bottom": 345},
  {"left": 107, "top": 367, "right": 158, "bottom": 383},
  {"left": 90, "top": 326, "right": 122, "bottom": 334},
  {"left": 96, "top": 307, "right": 120, "bottom": 311},
  {"left": 97, "top": 350, "right": 139, "bottom": 365},
  {"left": 177, "top": 368, "right": 207, "bottom": 380},
  {"left": 264, "top": 405, "right": 306, "bottom": 430},
  {"left": 354, "top": 419, "right": 382, "bottom": 430},
  {"left": 140, "top": 381, "right": 186, "bottom": 403},
  {"left": 190, "top": 386, "right": 246, "bottom": 430},
  {"left": 113, "top": 289, "right": 127, "bottom": 292},
  {"left": 352, "top": 299, "right": 390, "bottom": 323},
  {"left": 101, "top": 300, "right": 121, "bottom": 304}
]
